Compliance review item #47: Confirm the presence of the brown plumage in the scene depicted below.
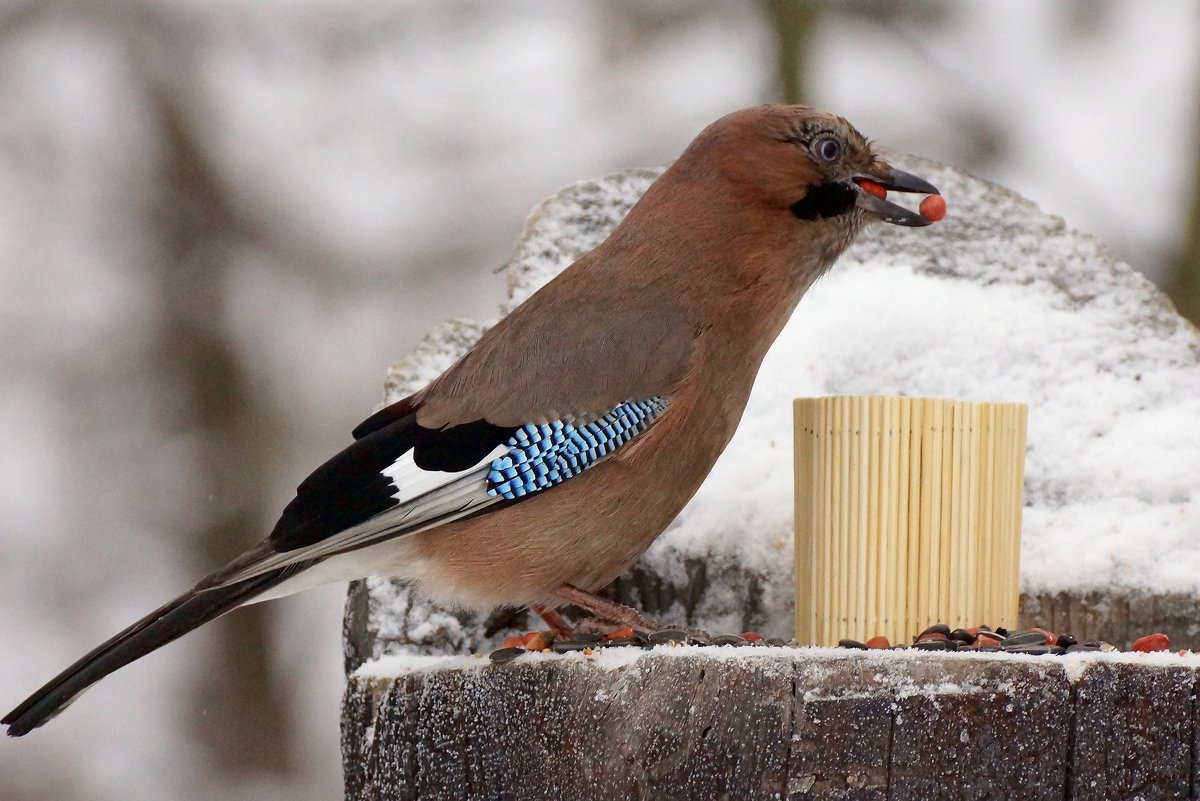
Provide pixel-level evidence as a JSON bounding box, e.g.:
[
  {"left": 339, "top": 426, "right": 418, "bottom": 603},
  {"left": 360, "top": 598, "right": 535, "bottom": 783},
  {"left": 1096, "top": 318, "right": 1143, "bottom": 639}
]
[{"left": 4, "top": 104, "right": 940, "bottom": 736}]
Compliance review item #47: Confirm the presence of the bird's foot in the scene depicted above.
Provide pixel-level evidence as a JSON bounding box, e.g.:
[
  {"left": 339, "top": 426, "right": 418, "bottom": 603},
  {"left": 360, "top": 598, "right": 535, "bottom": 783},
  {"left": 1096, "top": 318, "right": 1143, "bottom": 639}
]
[
  {"left": 526, "top": 584, "right": 705, "bottom": 647},
  {"left": 530, "top": 600, "right": 648, "bottom": 641},
  {"left": 530, "top": 602, "right": 574, "bottom": 637},
  {"left": 553, "top": 583, "right": 665, "bottom": 633},
  {"left": 502, "top": 604, "right": 640, "bottom": 654}
]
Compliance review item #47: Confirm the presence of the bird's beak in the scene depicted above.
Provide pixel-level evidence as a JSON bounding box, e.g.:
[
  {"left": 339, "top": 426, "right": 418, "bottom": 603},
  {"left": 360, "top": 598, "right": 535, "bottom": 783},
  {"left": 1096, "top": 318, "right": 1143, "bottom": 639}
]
[{"left": 851, "top": 165, "right": 941, "bottom": 227}]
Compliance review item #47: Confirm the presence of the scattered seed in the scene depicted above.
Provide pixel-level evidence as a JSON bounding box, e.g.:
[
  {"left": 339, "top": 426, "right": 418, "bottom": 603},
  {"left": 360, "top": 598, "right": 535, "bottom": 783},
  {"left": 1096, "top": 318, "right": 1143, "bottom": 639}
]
[
  {"left": 1031, "top": 627, "right": 1057, "bottom": 644},
  {"left": 602, "top": 627, "right": 635, "bottom": 641},
  {"left": 524, "top": 632, "right": 553, "bottom": 652},
  {"left": 600, "top": 637, "right": 641, "bottom": 648},
  {"left": 489, "top": 647, "right": 526, "bottom": 664},
  {"left": 711, "top": 634, "right": 749, "bottom": 647},
  {"left": 494, "top": 620, "right": 1187, "bottom": 660},
  {"left": 913, "top": 640, "right": 951, "bottom": 651},
  {"left": 649, "top": 629, "right": 688, "bottom": 645},
  {"left": 1131, "top": 632, "right": 1170, "bottom": 653},
  {"left": 1000, "top": 632, "right": 1047, "bottom": 648}
]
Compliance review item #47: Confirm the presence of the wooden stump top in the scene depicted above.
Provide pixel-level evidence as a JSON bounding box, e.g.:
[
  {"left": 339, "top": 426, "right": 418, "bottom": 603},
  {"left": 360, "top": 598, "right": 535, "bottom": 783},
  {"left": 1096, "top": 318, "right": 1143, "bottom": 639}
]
[{"left": 342, "top": 645, "right": 1200, "bottom": 800}]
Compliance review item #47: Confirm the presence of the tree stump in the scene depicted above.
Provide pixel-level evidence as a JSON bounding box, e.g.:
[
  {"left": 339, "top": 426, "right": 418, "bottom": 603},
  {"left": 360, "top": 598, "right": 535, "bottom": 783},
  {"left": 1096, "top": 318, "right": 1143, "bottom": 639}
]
[{"left": 342, "top": 648, "right": 1200, "bottom": 800}]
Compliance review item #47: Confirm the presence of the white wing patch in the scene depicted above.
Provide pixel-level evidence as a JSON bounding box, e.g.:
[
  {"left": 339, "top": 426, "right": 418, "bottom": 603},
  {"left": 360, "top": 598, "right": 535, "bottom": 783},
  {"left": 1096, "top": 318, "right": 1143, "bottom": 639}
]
[{"left": 380, "top": 445, "right": 506, "bottom": 505}]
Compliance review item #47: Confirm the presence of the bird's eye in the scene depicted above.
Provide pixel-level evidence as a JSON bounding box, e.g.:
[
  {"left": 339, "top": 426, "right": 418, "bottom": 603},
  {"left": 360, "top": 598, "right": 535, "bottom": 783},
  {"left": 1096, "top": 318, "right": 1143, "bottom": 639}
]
[{"left": 815, "top": 137, "right": 841, "bottom": 162}]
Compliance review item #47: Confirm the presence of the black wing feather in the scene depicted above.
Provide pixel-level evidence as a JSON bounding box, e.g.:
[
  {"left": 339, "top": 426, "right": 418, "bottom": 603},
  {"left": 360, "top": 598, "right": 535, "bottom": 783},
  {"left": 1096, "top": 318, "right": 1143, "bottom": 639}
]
[
  {"left": 271, "top": 418, "right": 416, "bottom": 551},
  {"left": 413, "top": 419, "right": 515, "bottom": 471},
  {"left": 270, "top": 410, "right": 515, "bottom": 552}
]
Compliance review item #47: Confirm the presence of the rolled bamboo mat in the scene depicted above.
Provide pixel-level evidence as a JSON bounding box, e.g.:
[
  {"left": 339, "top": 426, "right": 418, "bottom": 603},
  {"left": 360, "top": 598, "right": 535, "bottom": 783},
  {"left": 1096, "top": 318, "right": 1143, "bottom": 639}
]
[{"left": 794, "top": 396, "right": 1028, "bottom": 646}]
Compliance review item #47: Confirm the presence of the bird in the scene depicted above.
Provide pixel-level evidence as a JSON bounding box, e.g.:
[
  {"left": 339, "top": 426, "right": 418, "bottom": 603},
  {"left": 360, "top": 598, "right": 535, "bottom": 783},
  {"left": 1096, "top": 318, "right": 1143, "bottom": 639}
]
[{"left": 4, "top": 103, "right": 940, "bottom": 736}]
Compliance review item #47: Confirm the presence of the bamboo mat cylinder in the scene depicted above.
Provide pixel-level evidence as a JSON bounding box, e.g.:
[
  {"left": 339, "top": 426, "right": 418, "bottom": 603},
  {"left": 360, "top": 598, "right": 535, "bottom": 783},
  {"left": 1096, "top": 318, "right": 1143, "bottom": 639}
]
[{"left": 794, "top": 396, "right": 1027, "bottom": 646}]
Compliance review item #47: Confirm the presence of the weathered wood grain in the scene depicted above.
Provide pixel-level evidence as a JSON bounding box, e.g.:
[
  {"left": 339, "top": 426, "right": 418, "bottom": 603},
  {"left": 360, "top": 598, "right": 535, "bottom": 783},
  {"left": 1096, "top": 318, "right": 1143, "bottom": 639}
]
[
  {"left": 345, "top": 651, "right": 1200, "bottom": 801},
  {"left": 887, "top": 657, "right": 1068, "bottom": 801},
  {"left": 1069, "top": 662, "right": 1195, "bottom": 801},
  {"left": 787, "top": 657, "right": 894, "bottom": 800}
]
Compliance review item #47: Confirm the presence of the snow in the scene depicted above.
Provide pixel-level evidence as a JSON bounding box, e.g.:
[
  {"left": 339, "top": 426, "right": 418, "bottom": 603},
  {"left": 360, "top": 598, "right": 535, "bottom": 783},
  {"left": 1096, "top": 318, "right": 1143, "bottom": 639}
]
[
  {"left": 355, "top": 641, "right": 1200, "bottom": 687},
  {"left": 365, "top": 156, "right": 1200, "bottom": 649},
  {"left": 360, "top": 575, "right": 472, "bottom": 652}
]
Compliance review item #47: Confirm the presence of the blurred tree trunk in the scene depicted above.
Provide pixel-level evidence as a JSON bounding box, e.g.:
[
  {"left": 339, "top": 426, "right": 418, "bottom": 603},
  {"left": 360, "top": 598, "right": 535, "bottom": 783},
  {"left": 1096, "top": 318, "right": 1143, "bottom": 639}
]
[
  {"left": 760, "top": 0, "right": 816, "bottom": 104},
  {"left": 145, "top": 67, "right": 294, "bottom": 778},
  {"left": 1169, "top": 87, "right": 1200, "bottom": 325}
]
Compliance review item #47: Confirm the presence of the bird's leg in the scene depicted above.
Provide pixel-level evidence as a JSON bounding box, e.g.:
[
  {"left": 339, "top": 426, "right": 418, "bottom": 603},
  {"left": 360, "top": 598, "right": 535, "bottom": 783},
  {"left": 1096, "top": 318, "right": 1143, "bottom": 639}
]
[
  {"left": 530, "top": 602, "right": 574, "bottom": 637},
  {"left": 553, "top": 583, "right": 664, "bottom": 632}
]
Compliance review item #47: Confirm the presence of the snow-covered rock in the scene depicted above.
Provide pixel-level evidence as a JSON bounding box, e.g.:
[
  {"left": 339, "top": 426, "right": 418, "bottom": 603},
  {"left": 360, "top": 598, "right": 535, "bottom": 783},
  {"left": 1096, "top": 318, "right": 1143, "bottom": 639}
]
[{"left": 344, "top": 158, "right": 1200, "bottom": 663}]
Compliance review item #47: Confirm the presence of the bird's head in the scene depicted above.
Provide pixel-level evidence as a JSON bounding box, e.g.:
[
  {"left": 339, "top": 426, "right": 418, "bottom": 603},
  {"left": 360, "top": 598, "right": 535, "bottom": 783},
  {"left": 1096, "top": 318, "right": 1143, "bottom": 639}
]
[{"left": 688, "top": 104, "right": 941, "bottom": 229}]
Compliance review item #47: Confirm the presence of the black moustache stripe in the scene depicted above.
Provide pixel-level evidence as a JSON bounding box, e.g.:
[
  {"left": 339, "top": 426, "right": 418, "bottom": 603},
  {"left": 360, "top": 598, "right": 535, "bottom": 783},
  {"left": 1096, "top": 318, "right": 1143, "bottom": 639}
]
[{"left": 790, "top": 181, "right": 857, "bottom": 221}]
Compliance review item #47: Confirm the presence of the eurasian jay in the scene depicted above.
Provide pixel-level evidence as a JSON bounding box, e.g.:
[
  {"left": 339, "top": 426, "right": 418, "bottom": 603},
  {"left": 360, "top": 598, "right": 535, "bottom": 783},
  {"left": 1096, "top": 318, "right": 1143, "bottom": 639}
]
[{"left": 4, "top": 104, "right": 940, "bottom": 735}]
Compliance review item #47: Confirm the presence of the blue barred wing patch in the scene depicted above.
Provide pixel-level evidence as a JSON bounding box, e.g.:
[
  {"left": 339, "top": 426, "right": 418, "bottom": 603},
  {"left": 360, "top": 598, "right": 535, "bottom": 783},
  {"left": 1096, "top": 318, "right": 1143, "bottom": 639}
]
[{"left": 486, "top": 398, "right": 668, "bottom": 500}]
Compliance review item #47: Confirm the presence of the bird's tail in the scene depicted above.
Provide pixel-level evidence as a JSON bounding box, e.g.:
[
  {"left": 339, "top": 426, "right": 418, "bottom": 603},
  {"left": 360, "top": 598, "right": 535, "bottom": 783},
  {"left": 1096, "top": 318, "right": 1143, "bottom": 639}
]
[{"left": 2, "top": 564, "right": 303, "bottom": 737}]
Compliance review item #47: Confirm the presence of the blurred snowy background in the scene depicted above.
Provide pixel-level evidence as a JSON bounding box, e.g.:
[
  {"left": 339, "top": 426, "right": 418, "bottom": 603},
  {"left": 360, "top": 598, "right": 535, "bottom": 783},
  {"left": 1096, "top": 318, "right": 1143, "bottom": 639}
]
[{"left": 1, "top": 1, "right": 1197, "bottom": 799}]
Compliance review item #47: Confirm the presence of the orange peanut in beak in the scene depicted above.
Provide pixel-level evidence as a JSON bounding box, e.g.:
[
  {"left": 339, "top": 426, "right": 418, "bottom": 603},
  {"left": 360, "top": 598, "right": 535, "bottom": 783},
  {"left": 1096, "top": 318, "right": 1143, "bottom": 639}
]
[{"left": 919, "top": 194, "right": 946, "bottom": 222}]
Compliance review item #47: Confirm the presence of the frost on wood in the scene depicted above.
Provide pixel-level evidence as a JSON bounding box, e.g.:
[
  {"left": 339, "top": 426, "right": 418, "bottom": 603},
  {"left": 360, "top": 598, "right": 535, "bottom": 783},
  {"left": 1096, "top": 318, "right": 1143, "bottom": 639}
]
[
  {"left": 343, "top": 158, "right": 1200, "bottom": 668},
  {"left": 343, "top": 646, "right": 1200, "bottom": 801}
]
